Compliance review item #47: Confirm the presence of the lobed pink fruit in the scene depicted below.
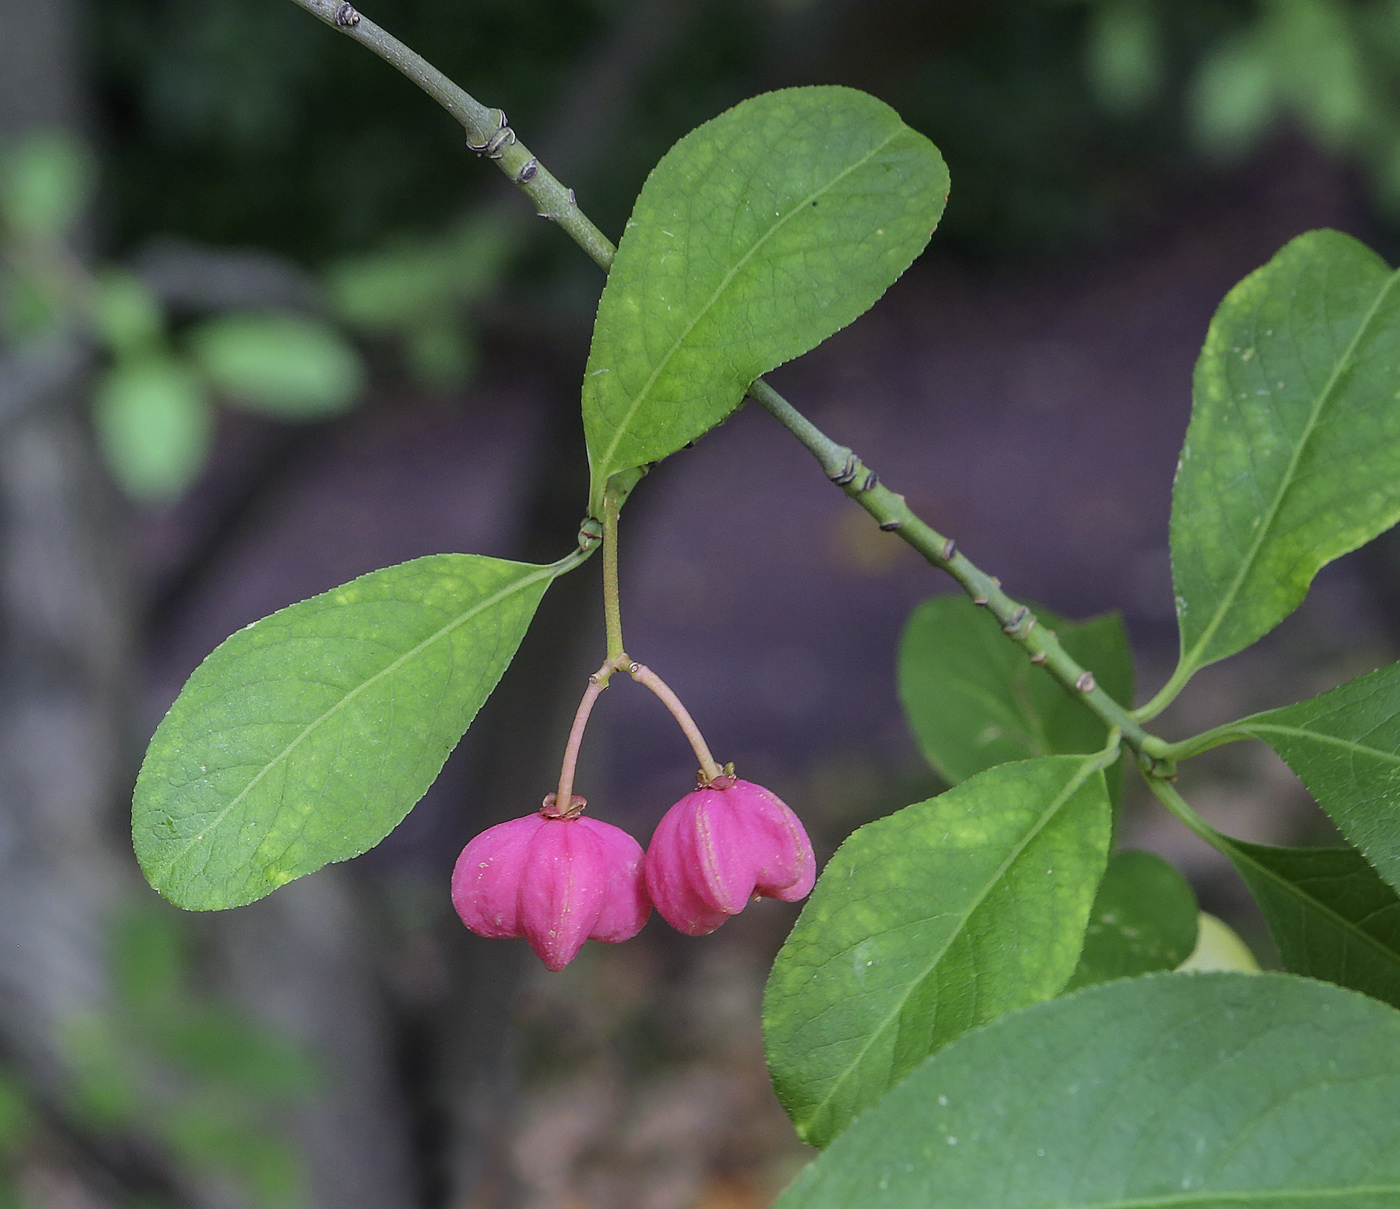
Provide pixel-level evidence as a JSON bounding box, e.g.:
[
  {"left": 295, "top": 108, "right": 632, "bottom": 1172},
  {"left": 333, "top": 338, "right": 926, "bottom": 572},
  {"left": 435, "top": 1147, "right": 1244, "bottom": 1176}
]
[
  {"left": 645, "top": 778, "right": 816, "bottom": 935},
  {"left": 451, "top": 813, "right": 650, "bottom": 971}
]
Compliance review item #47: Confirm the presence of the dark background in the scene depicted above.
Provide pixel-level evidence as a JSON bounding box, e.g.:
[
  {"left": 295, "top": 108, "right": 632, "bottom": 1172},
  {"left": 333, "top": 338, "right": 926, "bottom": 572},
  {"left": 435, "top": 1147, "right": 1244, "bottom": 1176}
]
[{"left": 4, "top": 2, "right": 1400, "bottom": 1207}]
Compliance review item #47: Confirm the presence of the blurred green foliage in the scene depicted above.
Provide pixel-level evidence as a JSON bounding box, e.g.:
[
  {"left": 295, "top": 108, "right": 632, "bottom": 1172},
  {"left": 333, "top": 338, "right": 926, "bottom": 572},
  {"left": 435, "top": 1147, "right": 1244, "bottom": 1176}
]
[
  {"left": 10, "top": 0, "right": 1400, "bottom": 499},
  {"left": 84, "top": 0, "right": 1400, "bottom": 269},
  {"left": 0, "top": 907, "right": 312, "bottom": 1209},
  {"left": 1, "top": 132, "right": 365, "bottom": 502}
]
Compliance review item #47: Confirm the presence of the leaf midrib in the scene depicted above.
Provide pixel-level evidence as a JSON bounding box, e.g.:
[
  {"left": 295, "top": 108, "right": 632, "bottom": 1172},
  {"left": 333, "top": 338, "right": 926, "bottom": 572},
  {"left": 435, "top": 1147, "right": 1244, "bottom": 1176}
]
[
  {"left": 1242, "top": 719, "right": 1400, "bottom": 768},
  {"left": 590, "top": 125, "right": 903, "bottom": 492},
  {"left": 796, "top": 756, "right": 1105, "bottom": 1140},
  {"left": 1179, "top": 266, "right": 1400, "bottom": 675},
  {"left": 1224, "top": 838, "right": 1400, "bottom": 972},
  {"left": 149, "top": 560, "right": 560, "bottom": 886}
]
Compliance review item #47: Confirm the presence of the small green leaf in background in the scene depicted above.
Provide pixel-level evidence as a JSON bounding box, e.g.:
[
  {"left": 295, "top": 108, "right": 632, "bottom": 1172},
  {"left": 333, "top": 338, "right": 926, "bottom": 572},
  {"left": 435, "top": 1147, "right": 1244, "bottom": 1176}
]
[
  {"left": 1219, "top": 835, "right": 1400, "bottom": 1008},
  {"left": 1266, "top": 0, "right": 1367, "bottom": 151},
  {"left": 90, "top": 268, "right": 165, "bottom": 357},
  {"left": 1062, "top": 849, "right": 1197, "bottom": 991},
  {"left": 583, "top": 86, "right": 948, "bottom": 515},
  {"left": 1189, "top": 33, "right": 1277, "bottom": 160},
  {"left": 1084, "top": 0, "right": 1163, "bottom": 116},
  {"left": 0, "top": 131, "right": 94, "bottom": 242},
  {"left": 1168, "top": 230, "right": 1400, "bottom": 686},
  {"left": 764, "top": 755, "right": 1110, "bottom": 1149},
  {"left": 1228, "top": 660, "right": 1400, "bottom": 894},
  {"left": 327, "top": 212, "right": 516, "bottom": 331},
  {"left": 897, "top": 596, "right": 1132, "bottom": 802},
  {"left": 134, "top": 553, "right": 569, "bottom": 910},
  {"left": 93, "top": 357, "right": 214, "bottom": 503},
  {"left": 773, "top": 973, "right": 1400, "bottom": 1209},
  {"left": 326, "top": 213, "right": 512, "bottom": 391},
  {"left": 187, "top": 309, "right": 364, "bottom": 420}
]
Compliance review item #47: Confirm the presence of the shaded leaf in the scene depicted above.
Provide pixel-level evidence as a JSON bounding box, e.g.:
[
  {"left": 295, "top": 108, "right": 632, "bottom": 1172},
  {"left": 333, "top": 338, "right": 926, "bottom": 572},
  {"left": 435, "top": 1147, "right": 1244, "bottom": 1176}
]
[
  {"left": 134, "top": 554, "right": 568, "bottom": 909},
  {"left": 1230, "top": 660, "right": 1400, "bottom": 892},
  {"left": 1062, "top": 849, "right": 1197, "bottom": 991},
  {"left": 897, "top": 596, "right": 1132, "bottom": 802},
  {"left": 774, "top": 973, "right": 1400, "bottom": 1209},
  {"left": 187, "top": 310, "right": 364, "bottom": 420},
  {"left": 1220, "top": 835, "right": 1400, "bottom": 1008},
  {"left": 584, "top": 86, "right": 948, "bottom": 514},
  {"left": 1170, "top": 230, "right": 1400, "bottom": 680},
  {"left": 764, "top": 756, "right": 1110, "bottom": 1149}
]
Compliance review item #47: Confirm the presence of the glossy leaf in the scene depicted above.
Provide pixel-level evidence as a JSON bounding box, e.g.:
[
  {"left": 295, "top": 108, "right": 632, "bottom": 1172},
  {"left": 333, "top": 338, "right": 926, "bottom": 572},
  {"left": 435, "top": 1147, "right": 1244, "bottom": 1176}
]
[
  {"left": 897, "top": 596, "right": 1132, "bottom": 801},
  {"left": 1062, "top": 849, "right": 1197, "bottom": 991},
  {"left": 583, "top": 86, "right": 948, "bottom": 514},
  {"left": 187, "top": 310, "right": 364, "bottom": 420},
  {"left": 1219, "top": 835, "right": 1400, "bottom": 1008},
  {"left": 764, "top": 756, "right": 1110, "bottom": 1149},
  {"left": 1229, "top": 660, "right": 1400, "bottom": 892},
  {"left": 93, "top": 357, "right": 214, "bottom": 503},
  {"left": 774, "top": 972, "right": 1400, "bottom": 1209},
  {"left": 1170, "top": 230, "right": 1400, "bottom": 679},
  {"left": 134, "top": 554, "right": 567, "bottom": 910}
]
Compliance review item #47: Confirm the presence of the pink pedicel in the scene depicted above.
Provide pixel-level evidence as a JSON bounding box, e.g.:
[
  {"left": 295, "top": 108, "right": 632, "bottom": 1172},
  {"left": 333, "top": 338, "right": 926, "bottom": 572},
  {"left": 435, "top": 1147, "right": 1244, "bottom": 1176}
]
[
  {"left": 451, "top": 813, "right": 651, "bottom": 971},
  {"left": 645, "top": 778, "right": 816, "bottom": 936}
]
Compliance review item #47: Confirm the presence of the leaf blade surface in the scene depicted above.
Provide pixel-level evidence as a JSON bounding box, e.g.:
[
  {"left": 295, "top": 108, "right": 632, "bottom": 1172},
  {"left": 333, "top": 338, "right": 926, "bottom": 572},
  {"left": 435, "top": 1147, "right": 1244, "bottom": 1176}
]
[
  {"left": 134, "top": 554, "right": 562, "bottom": 909},
  {"left": 1231, "top": 661, "right": 1400, "bottom": 893},
  {"left": 775, "top": 973, "right": 1400, "bottom": 1209},
  {"left": 583, "top": 86, "right": 948, "bottom": 513},
  {"left": 1171, "top": 229, "right": 1400, "bottom": 675},
  {"left": 1062, "top": 849, "right": 1198, "bottom": 991},
  {"left": 1220, "top": 835, "right": 1400, "bottom": 1008},
  {"left": 898, "top": 596, "right": 1132, "bottom": 799},
  {"left": 763, "top": 756, "right": 1110, "bottom": 1149}
]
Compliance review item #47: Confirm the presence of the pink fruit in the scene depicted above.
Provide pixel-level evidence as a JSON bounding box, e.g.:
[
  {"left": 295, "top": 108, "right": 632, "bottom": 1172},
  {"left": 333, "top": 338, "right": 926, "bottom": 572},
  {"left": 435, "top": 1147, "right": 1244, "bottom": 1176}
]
[
  {"left": 645, "top": 778, "right": 816, "bottom": 936},
  {"left": 451, "top": 813, "right": 651, "bottom": 971}
]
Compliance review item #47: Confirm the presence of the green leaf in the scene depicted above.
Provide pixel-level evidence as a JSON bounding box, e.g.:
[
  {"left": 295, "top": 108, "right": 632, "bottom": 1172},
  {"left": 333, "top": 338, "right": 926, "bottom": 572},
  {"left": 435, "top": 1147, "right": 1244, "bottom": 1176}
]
[
  {"left": 897, "top": 596, "right": 1132, "bottom": 801},
  {"left": 133, "top": 554, "right": 570, "bottom": 910},
  {"left": 90, "top": 269, "right": 165, "bottom": 357},
  {"left": 774, "top": 972, "right": 1400, "bottom": 1209},
  {"left": 764, "top": 756, "right": 1110, "bottom": 1149},
  {"left": 1085, "top": 0, "right": 1163, "bottom": 116},
  {"left": 1062, "top": 849, "right": 1198, "bottom": 991},
  {"left": 1228, "top": 661, "right": 1400, "bottom": 893},
  {"left": 93, "top": 357, "right": 214, "bottom": 502},
  {"left": 187, "top": 310, "right": 365, "bottom": 420},
  {"left": 0, "top": 132, "right": 94, "bottom": 242},
  {"left": 1219, "top": 835, "right": 1400, "bottom": 1008},
  {"left": 1169, "top": 230, "right": 1400, "bottom": 683},
  {"left": 1189, "top": 33, "right": 1277, "bottom": 160},
  {"left": 583, "top": 86, "right": 948, "bottom": 515}
]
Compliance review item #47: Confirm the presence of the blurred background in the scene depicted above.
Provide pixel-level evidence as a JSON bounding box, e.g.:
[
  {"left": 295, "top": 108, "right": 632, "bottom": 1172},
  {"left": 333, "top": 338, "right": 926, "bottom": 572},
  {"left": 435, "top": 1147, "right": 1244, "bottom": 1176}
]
[{"left": 4, "top": 0, "right": 1400, "bottom": 1206}]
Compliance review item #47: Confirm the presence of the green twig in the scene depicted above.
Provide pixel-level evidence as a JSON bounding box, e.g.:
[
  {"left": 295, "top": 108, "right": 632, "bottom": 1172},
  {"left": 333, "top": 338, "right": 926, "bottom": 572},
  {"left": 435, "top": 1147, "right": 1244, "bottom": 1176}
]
[
  {"left": 284, "top": 0, "right": 616, "bottom": 270},
  {"left": 284, "top": 0, "right": 1176, "bottom": 776},
  {"left": 747, "top": 381, "right": 1173, "bottom": 774}
]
